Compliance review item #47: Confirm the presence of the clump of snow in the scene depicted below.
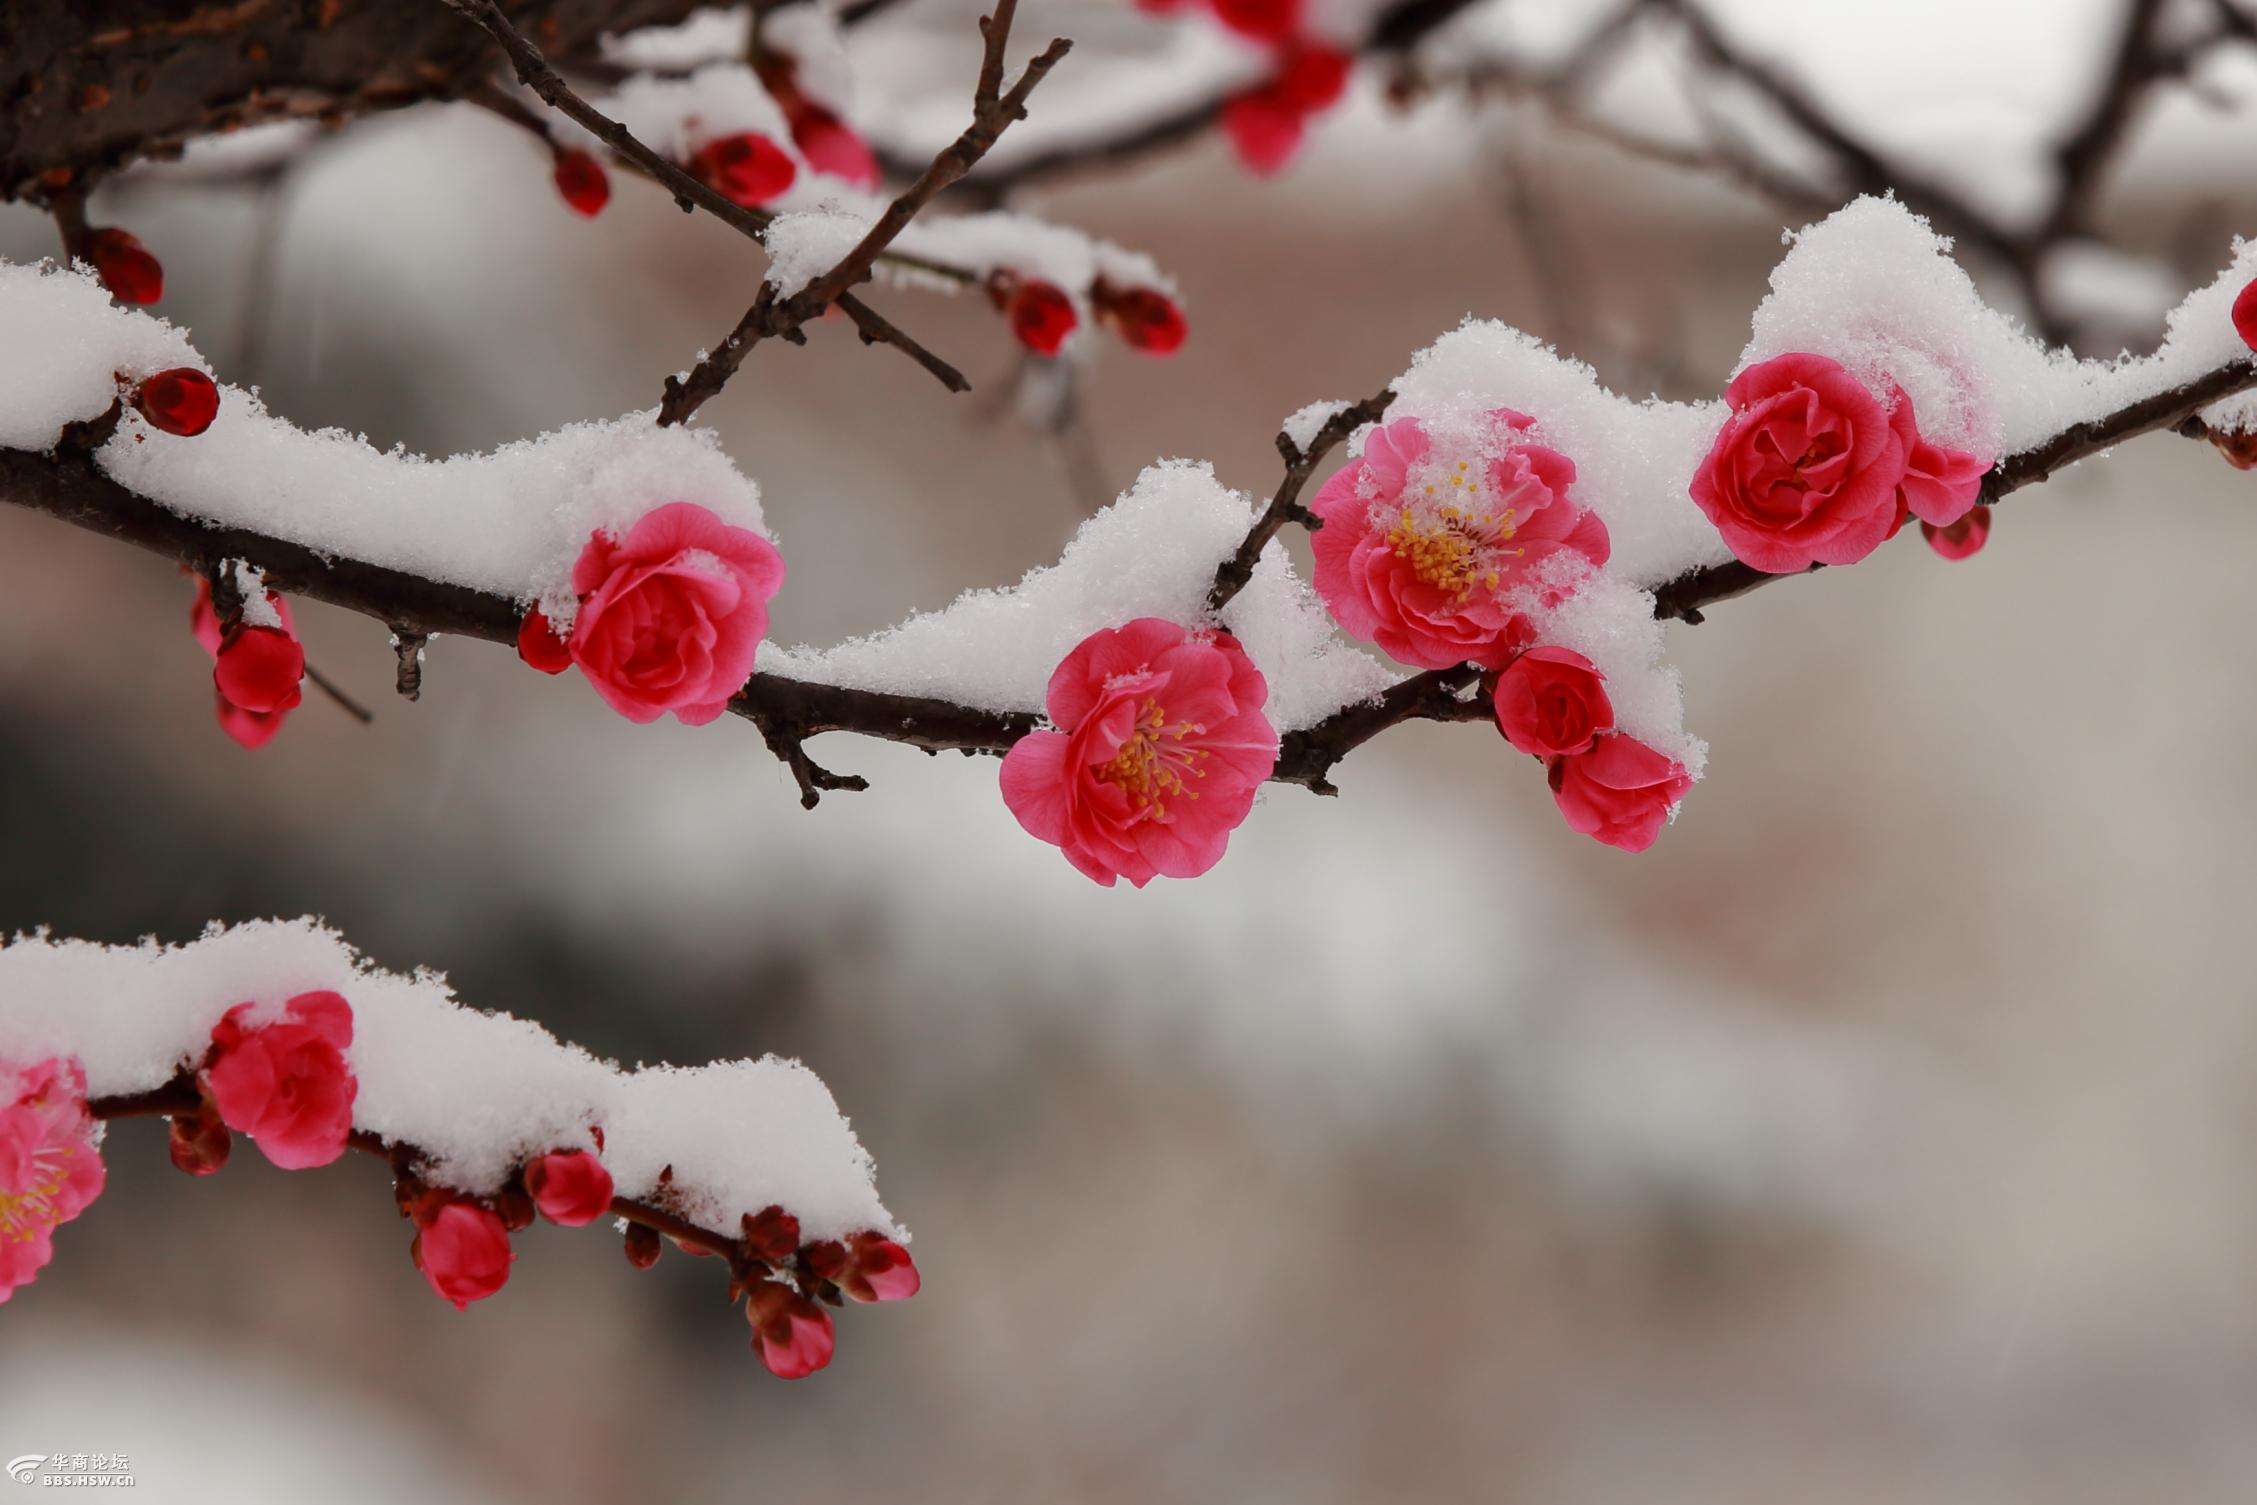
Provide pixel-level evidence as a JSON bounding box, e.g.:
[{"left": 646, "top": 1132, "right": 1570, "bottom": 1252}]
[
  {"left": 768, "top": 459, "right": 1393, "bottom": 731},
  {"left": 589, "top": 63, "right": 793, "bottom": 161},
  {"left": 1389, "top": 318, "right": 1732, "bottom": 588},
  {"left": 1282, "top": 398, "right": 1355, "bottom": 453},
  {"left": 0, "top": 919, "right": 900, "bottom": 1241},
  {"left": 1745, "top": 197, "right": 2257, "bottom": 450},
  {"left": 0, "top": 259, "right": 770, "bottom": 624},
  {"left": 762, "top": 206, "right": 872, "bottom": 297},
  {"left": 0, "top": 261, "right": 203, "bottom": 449},
  {"left": 599, "top": 7, "right": 750, "bottom": 72}
]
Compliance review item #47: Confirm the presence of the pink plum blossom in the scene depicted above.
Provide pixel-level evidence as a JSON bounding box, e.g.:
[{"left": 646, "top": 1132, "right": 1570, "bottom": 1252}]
[
  {"left": 201, "top": 991, "right": 357, "bottom": 1170},
  {"left": 568, "top": 502, "right": 785, "bottom": 726},
  {"left": 1548, "top": 734, "right": 1693, "bottom": 853},
  {"left": 0, "top": 1057, "right": 106, "bottom": 1304},
  {"left": 1310, "top": 412, "right": 1608, "bottom": 670},
  {"left": 999, "top": 619, "right": 1279, "bottom": 887},
  {"left": 523, "top": 1150, "right": 613, "bottom": 1227}
]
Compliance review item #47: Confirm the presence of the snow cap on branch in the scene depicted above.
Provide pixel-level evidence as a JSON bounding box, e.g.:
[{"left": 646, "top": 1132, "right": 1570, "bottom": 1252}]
[{"left": 0, "top": 920, "right": 901, "bottom": 1242}]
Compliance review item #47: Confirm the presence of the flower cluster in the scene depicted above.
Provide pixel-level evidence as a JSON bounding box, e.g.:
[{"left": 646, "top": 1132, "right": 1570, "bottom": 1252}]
[
  {"left": 1689, "top": 352, "right": 1992, "bottom": 571},
  {"left": 189, "top": 574, "right": 306, "bottom": 750},
  {"left": 1301, "top": 411, "right": 1690, "bottom": 851},
  {"left": 0, "top": 1057, "right": 105, "bottom": 1304},
  {"left": 18, "top": 983, "right": 917, "bottom": 1380},
  {"left": 517, "top": 501, "right": 786, "bottom": 726}
]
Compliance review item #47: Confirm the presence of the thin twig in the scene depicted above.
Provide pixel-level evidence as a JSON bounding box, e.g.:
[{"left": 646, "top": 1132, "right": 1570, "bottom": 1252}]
[
  {"left": 436, "top": 0, "right": 967, "bottom": 394},
  {"left": 655, "top": 0, "right": 1071, "bottom": 425},
  {"left": 1208, "top": 385, "right": 1396, "bottom": 615},
  {"left": 304, "top": 662, "right": 377, "bottom": 724}
]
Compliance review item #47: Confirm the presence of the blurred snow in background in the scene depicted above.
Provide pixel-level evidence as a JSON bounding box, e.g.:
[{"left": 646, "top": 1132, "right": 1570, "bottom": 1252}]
[{"left": 5, "top": 0, "right": 2257, "bottom": 1499}]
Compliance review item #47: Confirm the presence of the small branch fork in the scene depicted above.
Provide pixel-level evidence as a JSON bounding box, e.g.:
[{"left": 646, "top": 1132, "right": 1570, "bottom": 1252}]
[
  {"left": 437, "top": 0, "right": 971, "bottom": 397},
  {"left": 1208, "top": 385, "right": 1397, "bottom": 615},
  {"left": 656, "top": 0, "right": 1072, "bottom": 425},
  {"left": 89, "top": 1073, "right": 784, "bottom": 1277}
]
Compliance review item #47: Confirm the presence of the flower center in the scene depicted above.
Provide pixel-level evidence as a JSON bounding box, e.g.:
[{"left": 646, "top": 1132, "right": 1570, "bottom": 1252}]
[
  {"left": 1386, "top": 459, "right": 1523, "bottom": 600},
  {"left": 1096, "top": 698, "right": 1209, "bottom": 816},
  {"left": 0, "top": 1147, "right": 70, "bottom": 1245}
]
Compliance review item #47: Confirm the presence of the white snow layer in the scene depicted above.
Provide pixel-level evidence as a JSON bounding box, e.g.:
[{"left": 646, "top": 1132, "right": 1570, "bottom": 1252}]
[
  {"left": 0, "top": 919, "right": 901, "bottom": 1242},
  {"left": 0, "top": 260, "right": 769, "bottom": 620},
  {"left": 768, "top": 460, "right": 1396, "bottom": 732}
]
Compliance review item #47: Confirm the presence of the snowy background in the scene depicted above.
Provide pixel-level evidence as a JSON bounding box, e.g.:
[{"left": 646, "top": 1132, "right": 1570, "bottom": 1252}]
[{"left": 7, "top": 1, "right": 2257, "bottom": 1500}]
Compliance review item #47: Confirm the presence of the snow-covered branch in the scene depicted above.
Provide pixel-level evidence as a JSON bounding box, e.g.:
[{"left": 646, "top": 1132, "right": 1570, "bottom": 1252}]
[{"left": 0, "top": 920, "right": 915, "bottom": 1378}]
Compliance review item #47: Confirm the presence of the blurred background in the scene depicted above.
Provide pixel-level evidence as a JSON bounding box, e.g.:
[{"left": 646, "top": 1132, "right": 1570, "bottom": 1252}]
[{"left": 6, "top": 1, "right": 2257, "bottom": 1499}]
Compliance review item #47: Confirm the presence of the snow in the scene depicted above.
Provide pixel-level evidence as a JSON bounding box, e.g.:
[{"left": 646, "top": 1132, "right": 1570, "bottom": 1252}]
[
  {"left": 0, "top": 919, "right": 901, "bottom": 1242},
  {"left": 768, "top": 459, "right": 1395, "bottom": 732},
  {"left": 1282, "top": 399, "right": 1354, "bottom": 453},
  {"left": 0, "top": 261, "right": 203, "bottom": 448},
  {"left": 1743, "top": 197, "right": 2257, "bottom": 448},
  {"left": 0, "top": 259, "right": 769, "bottom": 623},
  {"left": 762, "top": 206, "right": 871, "bottom": 297}
]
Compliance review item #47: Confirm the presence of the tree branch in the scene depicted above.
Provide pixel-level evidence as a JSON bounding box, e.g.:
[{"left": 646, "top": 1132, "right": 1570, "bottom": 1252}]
[
  {"left": 1650, "top": 355, "right": 2257, "bottom": 623},
  {"left": 656, "top": 0, "right": 1072, "bottom": 424},
  {"left": 1208, "top": 385, "right": 1396, "bottom": 614},
  {"left": 436, "top": 0, "right": 969, "bottom": 395}
]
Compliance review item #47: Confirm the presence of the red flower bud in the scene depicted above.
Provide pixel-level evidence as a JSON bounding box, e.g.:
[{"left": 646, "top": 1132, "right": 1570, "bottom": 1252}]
[
  {"left": 801, "top": 1238, "right": 848, "bottom": 1282},
  {"left": 624, "top": 1221, "right": 662, "bottom": 1269},
  {"left": 411, "top": 1198, "right": 514, "bottom": 1310},
  {"left": 788, "top": 107, "right": 879, "bottom": 189},
  {"left": 166, "top": 1105, "right": 230, "bottom": 1177},
  {"left": 523, "top": 1149, "right": 613, "bottom": 1227},
  {"left": 1007, "top": 280, "right": 1077, "bottom": 356},
  {"left": 1492, "top": 647, "right": 1613, "bottom": 759},
  {"left": 746, "top": 1280, "right": 835, "bottom": 1379},
  {"left": 841, "top": 1231, "right": 920, "bottom": 1302},
  {"left": 494, "top": 1186, "right": 537, "bottom": 1232},
  {"left": 134, "top": 368, "right": 220, "bottom": 437},
  {"left": 213, "top": 624, "right": 305, "bottom": 715},
  {"left": 742, "top": 1203, "right": 801, "bottom": 1263},
  {"left": 689, "top": 132, "right": 798, "bottom": 208},
  {"left": 552, "top": 150, "right": 611, "bottom": 217},
  {"left": 2234, "top": 277, "right": 2257, "bottom": 352},
  {"left": 516, "top": 607, "right": 574, "bottom": 674},
  {"left": 1105, "top": 287, "right": 1187, "bottom": 356},
  {"left": 87, "top": 228, "right": 163, "bottom": 304},
  {"left": 1221, "top": 92, "right": 1306, "bottom": 177},
  {"left": 213, "top": 694, "right": 288, "bottom": 750},
  {"left": 1920, "top": 506, "right": 1991, "bottom": 560}
]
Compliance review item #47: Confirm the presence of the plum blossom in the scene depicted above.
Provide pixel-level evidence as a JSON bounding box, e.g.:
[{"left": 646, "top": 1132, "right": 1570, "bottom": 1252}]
[
  {"left": 412, "top": 1197, "right": 514, "bottom": 1310},
  {"left": 1549, "top": 735, "right": 1693, "bottom": 854},
  {"left": 201, "top": 991, "right": 357, "bottom": 1170},
  {"left": 999, "top": 619, "right": 1279, "bottom": 887},
  {"left": 747, "top": 1280, "right": 835, "bottom": 1378},
  {"left": 523, "top": 1150, "right": 613, "bottom": 1227},
  {"left": 190, "top": 576, "right": 304, "bottom": 746},
  {"left": 1492, "top": 647, "right": 1612, "bottom": 759},
  {"left": 1310, "top": 412, "right": 1608, "bottom": 670},
  {"left": 566, "top": 502, "right": 786, "bottom": 726},
  {"left": 1888, "top": 387, "right": 1989, "bottom": 532},
  {"left": 0, "top": 1056, "right": 106, "bottom": 1304}
]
